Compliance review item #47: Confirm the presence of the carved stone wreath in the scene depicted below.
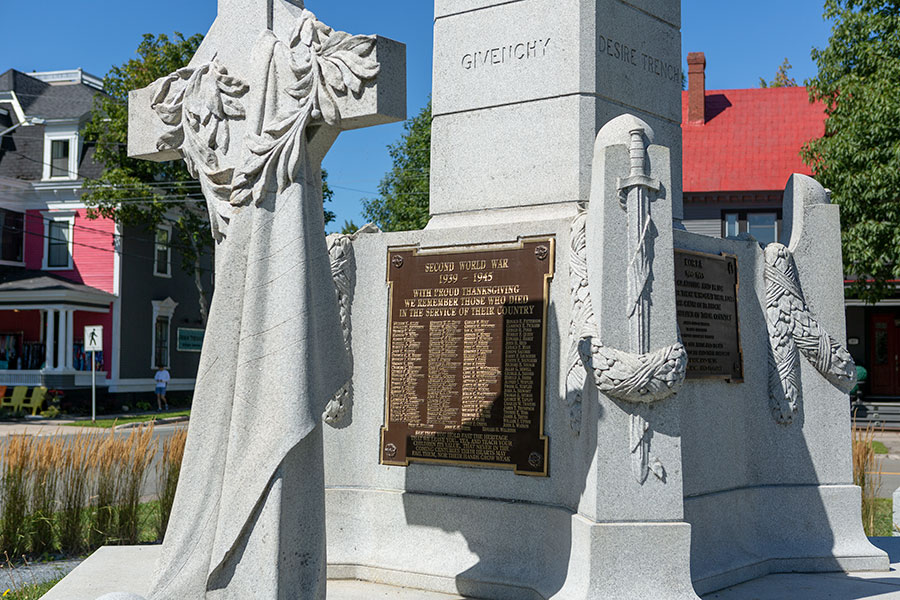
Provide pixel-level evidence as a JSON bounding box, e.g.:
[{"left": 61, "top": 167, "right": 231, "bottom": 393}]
[
  {"left": 565, "top": 204, "right": 687, "bottom": 434},
  {"left": 765, "top": 243, "right": 856, "bottom": 425}
]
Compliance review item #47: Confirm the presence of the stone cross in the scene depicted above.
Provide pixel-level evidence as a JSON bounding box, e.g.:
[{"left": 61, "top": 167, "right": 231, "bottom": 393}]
[
  {"left": 128, "top": 0, "right": 406, "bottom": 165},
  {"left": 122, "top": 2, "right": 406, "bottom": 597}
]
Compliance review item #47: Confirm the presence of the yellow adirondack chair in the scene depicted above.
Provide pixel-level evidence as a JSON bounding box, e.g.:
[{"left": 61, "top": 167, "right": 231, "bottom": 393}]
[
  {"left": 21, "top": 386, "right": 48, "bottom": 416},
  {"left": 1, "top": 386, "right": 28, "bottom": 414}
]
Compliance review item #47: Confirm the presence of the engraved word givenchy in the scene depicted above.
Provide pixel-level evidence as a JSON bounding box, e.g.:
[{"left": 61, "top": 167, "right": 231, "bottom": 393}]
[{"left": 461, "top": 38, "right": 551, "bottom": 70}]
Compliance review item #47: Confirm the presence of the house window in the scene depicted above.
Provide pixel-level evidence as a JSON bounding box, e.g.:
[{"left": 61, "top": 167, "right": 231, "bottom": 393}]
[
  {"left": 722, "top": 210, "right": 782, "bottom": 245},
  {"left": 724, "top": 213, "right": 739, "bottom": 238},
  {"left": 154, "top": 225, "right": 172, "bottom": 277},
  {"left": 42, "top": 212, "right": 75, "bottom": 270},
  {"left": 50, "top": 140, "right": 70, "bottom": 178},
  {"left": 0, "top": 209, "right": 24, "bottom": 264},
  {"left": 154, "top": 316, "right": 170, "bottom": 368},
  {"left": 151, "top": 297, "right": 178, "bottom": 369},
  {"left": 42, "top": 130, "right": 79, "bottom": 181},
  {"left": 48, "top": 221, "right": 69, "bottom": 267}
]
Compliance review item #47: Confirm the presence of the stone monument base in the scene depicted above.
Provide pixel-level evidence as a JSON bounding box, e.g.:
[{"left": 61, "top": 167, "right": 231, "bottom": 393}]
[
  {"left": 40, "top": 546, "right": 467, "bottom": 600},
  {"left": 40, "top": 538, "right": 900, "bottom": 600}
]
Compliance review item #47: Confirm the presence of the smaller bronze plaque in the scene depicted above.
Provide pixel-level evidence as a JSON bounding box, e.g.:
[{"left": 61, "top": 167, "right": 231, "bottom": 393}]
[
  {"left": 674, "top": 249, "right": 743, "bottom": 382},
  {"left": 381, "top": 238, "right": 554, "bottom": 476}
]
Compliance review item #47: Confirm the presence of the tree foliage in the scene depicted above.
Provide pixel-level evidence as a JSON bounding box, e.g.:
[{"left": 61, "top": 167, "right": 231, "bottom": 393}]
[
  {"left": 82, "top": 33, "right": 210, "bottom": 320},
  {"left": 362, "top": 101, "right": 431, "bottom": 231},
  {"left": 759, "top": 58, "right": 798, "bottom": 88},
  {"left": 802, "top": 1, "right": 900, "bottom": 303}
]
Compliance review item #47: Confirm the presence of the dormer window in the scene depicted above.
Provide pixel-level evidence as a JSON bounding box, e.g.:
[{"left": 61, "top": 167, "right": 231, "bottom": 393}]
[
  {"left": 42, "top": 128, "right": 79, "bottom": 181},
  {"left": 50, "top": 140, "right": 70, "bottom": 178}
]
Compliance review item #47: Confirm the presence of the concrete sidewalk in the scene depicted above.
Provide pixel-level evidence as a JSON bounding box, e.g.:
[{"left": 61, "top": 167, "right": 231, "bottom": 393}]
[{"left": 39, "top": 538, "right": 900, "bottom": 600}]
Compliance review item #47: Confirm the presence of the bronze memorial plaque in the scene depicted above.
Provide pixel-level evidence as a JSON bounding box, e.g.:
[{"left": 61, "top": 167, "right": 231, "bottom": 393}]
[
  {"left": 381, "top": 238, "right": 555, "bottom": 476},
  {"left": 674, "top": 249, "right": 744, "bottom": 382}
]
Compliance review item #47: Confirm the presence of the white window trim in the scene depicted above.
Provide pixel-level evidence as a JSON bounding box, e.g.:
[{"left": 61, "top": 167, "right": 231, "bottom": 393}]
[
  {"left": 153, "top": 224, "right": 173, "bottom": 278},
  {"left": 151, "top": 297, "right": 178, "bottom": 369},
  {"left": 42, "top": 132, "right": 80, "bottom": 181},
  {"left": 41, "top": 211, "right": 75, "bottom": 271}
]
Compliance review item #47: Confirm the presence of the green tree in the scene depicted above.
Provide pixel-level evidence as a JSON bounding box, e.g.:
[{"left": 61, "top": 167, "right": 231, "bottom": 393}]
[
  {"left": 362, "top": 101, "right": 431, "bottom": 231},
  {"left": 83, "top": 33, "right": 337, "bottom": 323},
  {"left": 759, "top": 58, "right": 798, "bottom": 88},
  {"left": 802, "top": 1, "right": 900, "bottom": 303},
  {"left": 83, "top": 33, "right": 210, "bottom": 322}
]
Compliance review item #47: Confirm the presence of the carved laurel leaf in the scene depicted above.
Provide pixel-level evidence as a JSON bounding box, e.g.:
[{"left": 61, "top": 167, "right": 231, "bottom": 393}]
[
  {"left": 151, "top": 59, "right": 248, "bottom": 241},
  {"left": 231, "top": 9, "right": 380, "bottom": 207}
]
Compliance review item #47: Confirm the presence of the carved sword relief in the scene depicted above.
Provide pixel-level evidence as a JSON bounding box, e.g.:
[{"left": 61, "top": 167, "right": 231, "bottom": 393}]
[{"left": 566, "top": 126, "right": 686, "bottom": 484}]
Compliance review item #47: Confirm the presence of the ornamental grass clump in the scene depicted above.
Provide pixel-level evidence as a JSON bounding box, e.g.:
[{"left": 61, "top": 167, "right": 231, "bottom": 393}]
[
  {"left": 88, "top": 430, "right": 123, "bottom": 547},
  {"left": 852, "top": 421, "right": 883, "bottom": 536},
  {"left": 1, "top": 436, "right": 34, "bottom": 559},
  {"left": 59, "top": 431, "right": 98, "bottom": 554},
  {"left": 0, "top": 426, "right": 171, "bottom": 558},
  {"left": 156, "top": 427, "right": 187, "bottom": 540},
  {"left": 29, "top": 435, "right": 64, "bottom": 556},
  {"left": 116, "top": 425, "right": 157, "bottom": 545}
]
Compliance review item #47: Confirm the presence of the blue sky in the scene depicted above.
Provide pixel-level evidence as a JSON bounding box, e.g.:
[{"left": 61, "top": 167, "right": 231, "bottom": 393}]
[{"left": 1, "top": 1, "right": 832, "bottom": 232}]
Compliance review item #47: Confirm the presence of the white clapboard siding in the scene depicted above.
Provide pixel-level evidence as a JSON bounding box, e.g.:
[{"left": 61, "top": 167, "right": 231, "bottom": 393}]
[{"left": 682, "top": 219, "right": 722, "bottom": 238}]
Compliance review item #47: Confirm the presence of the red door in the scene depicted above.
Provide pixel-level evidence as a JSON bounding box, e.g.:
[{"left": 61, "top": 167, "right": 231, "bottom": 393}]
[{"left": 870, "top": 314, "right": 900, "bottom": 396}]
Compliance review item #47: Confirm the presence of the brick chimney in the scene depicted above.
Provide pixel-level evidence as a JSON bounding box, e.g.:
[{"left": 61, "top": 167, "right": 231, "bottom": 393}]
[{"left": 687, "top": 52, "right": 706, "bottom": 125}]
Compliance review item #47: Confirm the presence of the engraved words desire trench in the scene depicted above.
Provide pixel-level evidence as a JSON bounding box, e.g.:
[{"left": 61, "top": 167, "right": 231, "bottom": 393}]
[{"left": 381, "top": 238, "right": 555, "bottom": 476}]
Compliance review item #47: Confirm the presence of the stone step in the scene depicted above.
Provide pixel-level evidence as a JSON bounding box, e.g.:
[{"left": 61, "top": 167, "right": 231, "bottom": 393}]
[{"left": 39, "top": 546, "right": 472, "bottom": 600}]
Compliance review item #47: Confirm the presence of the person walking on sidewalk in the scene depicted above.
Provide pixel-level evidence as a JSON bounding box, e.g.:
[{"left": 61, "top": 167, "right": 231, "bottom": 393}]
[{"left": 155, "top": 366, "right": 170, "bottom": 412}]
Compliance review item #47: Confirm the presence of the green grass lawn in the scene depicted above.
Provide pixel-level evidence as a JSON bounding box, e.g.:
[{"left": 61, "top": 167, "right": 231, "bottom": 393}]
[
  {"left": 873, "top": 441, "right": 889, "bottom": 455},
  {"left": 1, "top": 501, "right": 162, "bottom": 598},
  {"left": 64, "top": 410, "right": 190, "bottom": 429},
  {"left": 873, "top": 497, "right": 894, "bottom": 536},
  {"left": 3, "top": 578, "right": 60, "bottom": 600}
]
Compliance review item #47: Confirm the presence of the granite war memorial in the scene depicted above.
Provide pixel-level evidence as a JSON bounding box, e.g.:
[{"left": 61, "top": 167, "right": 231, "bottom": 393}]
[{"left": 44, "top": 0, "right": 888, "bottom": 599}]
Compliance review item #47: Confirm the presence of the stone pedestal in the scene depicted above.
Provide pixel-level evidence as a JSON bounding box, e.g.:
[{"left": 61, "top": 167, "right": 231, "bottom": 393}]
[{"left": 430, "top": 0, "right": 683, "bottom": 223}]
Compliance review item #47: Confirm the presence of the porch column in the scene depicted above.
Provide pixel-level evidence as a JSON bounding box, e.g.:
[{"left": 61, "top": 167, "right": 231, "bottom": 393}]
[
  {"left": 56, "top": 309, "right": 66, "bottom": 372},
  {"left": 45, "top": 309, "right": 56, "bottom": 370},
  {"left": 65, "top": 309, "right": 74, "bottom": 370}
]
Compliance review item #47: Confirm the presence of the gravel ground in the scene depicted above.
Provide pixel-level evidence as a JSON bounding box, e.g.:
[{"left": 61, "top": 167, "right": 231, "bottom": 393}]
[{"left": 0, "top": 558, "right": 82, "bottom": 592}]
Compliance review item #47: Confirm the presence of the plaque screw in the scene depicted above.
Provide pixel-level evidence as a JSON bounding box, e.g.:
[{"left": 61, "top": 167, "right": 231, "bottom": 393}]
[
  {"left": 384, "top": 443, "right": 398, "bottom": 459},
  {"left": 528, "top": 452, "right": 542, "bottom": 468},
  {"left": 391, "top": 256, "right": 404, "bottom": 269},
  {"left": 535, "top": 245, "right": 549, "bottom": 261}
]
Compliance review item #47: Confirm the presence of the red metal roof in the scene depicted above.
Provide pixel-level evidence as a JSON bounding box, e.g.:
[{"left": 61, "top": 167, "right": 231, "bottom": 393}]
[{"left": 682, "top": 87, "right": 825, "bottom": 193}]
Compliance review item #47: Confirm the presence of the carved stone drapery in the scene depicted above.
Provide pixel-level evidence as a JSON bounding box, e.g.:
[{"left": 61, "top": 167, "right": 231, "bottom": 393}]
[
  {"left": 765, "top": 243, "right": 856, "bottom": 425},
  {"left": 323, "top": 223, "right": 380, "bottom": 426},
  {"left": 152, "top": 9, "right": 379, "bottom": 241}
]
